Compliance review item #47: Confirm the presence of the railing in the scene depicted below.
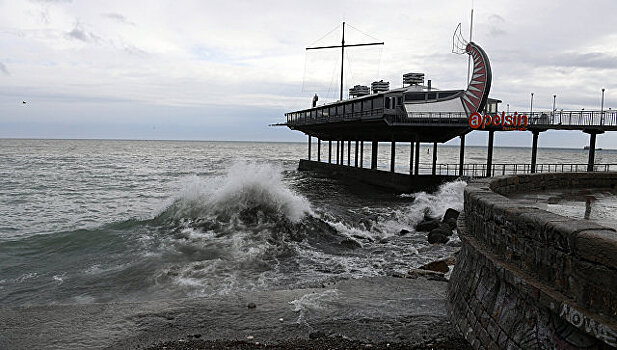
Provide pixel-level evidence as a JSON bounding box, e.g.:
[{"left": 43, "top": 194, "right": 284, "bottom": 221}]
[
  {"left": 416, "top": 163, "right": 617, "bottom": 177},
  {"left": 286, "top": 109, "right": 617, "bottom": 129}
]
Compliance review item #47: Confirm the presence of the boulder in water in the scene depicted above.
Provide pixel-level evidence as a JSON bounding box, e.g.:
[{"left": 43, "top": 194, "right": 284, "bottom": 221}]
[
  {"left": 399, "top": 229, "right": 410, "bottom": 236},
  {"left": 407, "top": 268, "right": 447, "bottom": 281},
  {"left": 442, "top": 208, "right": 460, "bottom": 223},
  {"left": 415, "top": 219, "right": 440, "bottom": 232},
  {"left": 427, "top": 229, "right": 449, "bottom": 244},
  {"left": 419, "top": 260, "right": 449, "bottom": 273},
  {"left": 247, "top": 302, "right": 256, "bottom": 309}
]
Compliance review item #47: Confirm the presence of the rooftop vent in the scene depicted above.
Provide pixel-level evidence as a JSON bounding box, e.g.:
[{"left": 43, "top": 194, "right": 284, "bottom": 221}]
[
  {"left": 371, "top": 80, "right": 390, "bottom": 93},
  {"left": 403, "top": 72, "right": 424, "bottom": 86},
  {"left": 349, "top": 85, "right": 370, "bottom": 98}
]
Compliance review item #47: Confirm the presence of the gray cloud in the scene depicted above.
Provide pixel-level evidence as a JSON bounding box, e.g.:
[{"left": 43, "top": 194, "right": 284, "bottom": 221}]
[
  {"left": 0, "top": 62, "right": 8, "bottom": 75},
  {"left": 102, "top": 13, "right": 134, "bottom": 25},
  {"left": 551, "top": 52, "right": 617, "bottom": 70},
  {"left": 30, "top": 0, "right": 72, "bottom": 3},
  {"left": 65, "top": 22, "right": 100, "bottom": 43}
]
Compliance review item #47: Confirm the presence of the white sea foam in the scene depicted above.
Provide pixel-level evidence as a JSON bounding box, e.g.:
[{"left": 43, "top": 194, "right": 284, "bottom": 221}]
[{"left": 167, "top": 162, "right": 312, "bottom": 223}]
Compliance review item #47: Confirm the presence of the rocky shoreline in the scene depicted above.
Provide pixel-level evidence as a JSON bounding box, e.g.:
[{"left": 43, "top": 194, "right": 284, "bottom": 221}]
[{"left": 0, "top": 276, "right": 469, "bottom": 349}]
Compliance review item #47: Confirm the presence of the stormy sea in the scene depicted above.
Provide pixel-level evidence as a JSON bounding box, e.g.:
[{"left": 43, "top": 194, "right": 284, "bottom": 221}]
[
  {"left": 1, "top": 139, "right": 617, "bottom": 349},
  {"left": 2, "top": 139, "right": 616, "bottom": 306}
]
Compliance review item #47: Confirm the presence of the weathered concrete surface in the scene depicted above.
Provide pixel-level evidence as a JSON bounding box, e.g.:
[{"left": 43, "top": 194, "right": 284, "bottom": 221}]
[
  {"left": 449, "top": 172, "right": 617, "bottom": 349},
  {"left": 0, "top": 277, "right": 464, "bottom": 349},
  {"left": 298, "top": 159, "right": 457, "bottom": 192}
]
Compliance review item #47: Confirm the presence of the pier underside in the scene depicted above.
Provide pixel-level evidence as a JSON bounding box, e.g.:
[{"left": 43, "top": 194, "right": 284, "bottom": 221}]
[
  {"left": 292, "top": 119, "right": 469, "bottom": 142},
  {"left": 299, "top": 160, "right": 457, "bottom": 192}
]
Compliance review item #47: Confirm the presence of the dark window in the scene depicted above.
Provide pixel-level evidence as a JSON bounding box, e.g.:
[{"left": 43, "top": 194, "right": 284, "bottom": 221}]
[
  {"left": 337, "top": 105, "right": 344, "bottom": 115},
  {"left": 404, "top": 93, "right": 425, "bottom": 101},
  {"left": 397, "top": 97, "right": 402, "bottom": 105},
  {"left": 353, "top": 102, "right": 361, "bottom": 112},
  {"left": 362, "top": 99, "right": 372, "bottom": 110},
  {"left": 329, "top": 107, "right": 336, "bottom": 116},
  {"left": 427, "top": 92, "right": 437, "bottom": 100},
  {"left": 344, "top": 103, "right": 353, "bottom": 114},
  {"left": 385, "top": 97, "right": 390, "bottom": 109},
  {"left": 373, "top": 97, "right": 384, "bottom": 109},
  {"left": 438, "top": 91, "right": 457, "bottom": 99}
]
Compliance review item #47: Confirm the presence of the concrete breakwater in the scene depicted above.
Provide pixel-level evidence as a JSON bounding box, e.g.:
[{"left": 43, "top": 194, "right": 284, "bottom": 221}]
[{"left": 449, "top": 172, "right": 617, "bottom": 349}]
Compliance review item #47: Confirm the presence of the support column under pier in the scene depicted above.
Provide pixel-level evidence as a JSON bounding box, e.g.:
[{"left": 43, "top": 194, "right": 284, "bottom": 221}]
[
  {"left": 486, "top": 130, "right": 494, "bottom": 177},
  {"left": 341, "top": 139, "right": 345, "bottom": 165},
  {"left": 317, "top": 138, "right": 321, "bottom": 162},
  {"left": 414, "top": 141, "right": 420, "bottom": 175},
  {"left": 336, "top": 141, "right": 340, "bottom": 164},
  {"left": 459, "top": 134, "right": 465, "bottom": 177},
  {"left": 347, "top": 140, "right": 351, "bottom": 166},
  {"left": 409, "top": 140, "right": 414, "bottom": 175},
  {"left": 371, "top": 140, "right": 378, "bottom": 170},
  {"left": 531, "top": 131, "right": 539, "bottom": 173},
  {"left": 432, "top": 142, "right": 438, "bottom": 175},
  {"left": 354, "top": 140, "right": 359, "bottom": 167},
  {"left": 308, "top": 135, "right": 311, "bottom": 161},
  {"left": 586, "top": 131, "right": 603, "bottom": 172},
  {"left": 328, "top": 141, "right": 332, "bottom": 163},
  {"left": 360, "top": 141, "right": 364, "bottom": 168},
  {"left": 390, "top": 141, "right": 396, "bottom": 173}
]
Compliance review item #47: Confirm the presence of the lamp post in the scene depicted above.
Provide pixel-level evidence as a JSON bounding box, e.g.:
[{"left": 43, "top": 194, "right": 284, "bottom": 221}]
[
  {"left": 553, "top": 94, "right": 557, "bottom": 123},
  {"left": 530, "top": 93, "right": 534, "bottom": 123},
  {"left": 601, "top": 88, "right": 605, "bottom": 125}
]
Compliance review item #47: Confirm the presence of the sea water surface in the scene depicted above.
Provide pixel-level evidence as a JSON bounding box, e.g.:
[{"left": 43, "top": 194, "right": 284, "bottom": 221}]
[{"left": 1, "top": 139, "right": 616, "bottom": 305}]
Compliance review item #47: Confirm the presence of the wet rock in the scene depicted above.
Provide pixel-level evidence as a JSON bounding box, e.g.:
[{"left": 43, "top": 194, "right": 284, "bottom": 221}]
[
  {"left": 438, "top": 223, "right": 454, "bottom": 236},
  {"left": 340, "top": 238, "right": 362, "bottom": 249},
  {"left": 193, "top": 334, "right": 201, "bottom": 339},
  {"left": 427, "top": 229, "right": 449, "bottom": 244},
  {"left": 379, "top": 237, "right": 390, "bottom": 244},
  {"left": 442, "top": 208, "right": 460, "bottom": 223},
  {"left": 407, "top": 268, "right": 447, "bottom": 281},
  {"left": 309, "top": 331, "right": 327, "bottom": 339},
  {"left": 399, "top": 229, "right": 410, "bottom": 236},
  {"left": 247, "top": 302, "right": 256, "bottom": 309},
  {"left": 419, "top": 260, "right": 449, "bottom": 273},
  {"left": 445, "top": 217, "right": 458, "bottom": 230},
  {"left": 415, "top": 219, "right": 440, "bottom": 232}
]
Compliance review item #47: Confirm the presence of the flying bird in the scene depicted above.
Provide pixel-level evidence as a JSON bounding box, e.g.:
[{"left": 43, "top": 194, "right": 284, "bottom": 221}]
[{"left": 22, "top": 101, "right": 26, "bottom": 104}]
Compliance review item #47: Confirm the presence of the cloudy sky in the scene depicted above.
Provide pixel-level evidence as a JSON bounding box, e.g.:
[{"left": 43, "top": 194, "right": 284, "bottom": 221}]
[{"left": 1, "top": 0, "right": 616, "bottom": 147}]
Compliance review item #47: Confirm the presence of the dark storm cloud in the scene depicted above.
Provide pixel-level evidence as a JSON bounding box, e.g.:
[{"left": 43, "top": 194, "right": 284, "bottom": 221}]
[
  {"left": 65, "top": 22, "right": 100, "bottom": 43},
  {"left": 0, "top": 62, "right": 8, "bottom": 75}
]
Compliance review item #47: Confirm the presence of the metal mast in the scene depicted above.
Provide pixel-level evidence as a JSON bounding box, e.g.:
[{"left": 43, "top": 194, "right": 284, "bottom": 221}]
[{"left": 306, "top": 22, "right": 384, "bottom": 101}]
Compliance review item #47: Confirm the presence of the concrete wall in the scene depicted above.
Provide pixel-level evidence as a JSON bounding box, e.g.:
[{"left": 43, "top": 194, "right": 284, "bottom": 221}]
[
  {"left": 449, "top": 172, "right": 617, "bottom": 349},
  {"left": 298, "top": 159, "right": 457, "bottom": 192}
]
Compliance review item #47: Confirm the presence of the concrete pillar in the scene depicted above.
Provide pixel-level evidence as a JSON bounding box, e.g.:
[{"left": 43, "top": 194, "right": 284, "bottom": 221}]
[
  {"left": 360, "top": 141, "right": 364, "bottom": 168},
  {"left": 414, "top": 140, "right": 420, "bottom": 175},
  {"left": 354, "top": 140, "right": 359, "bottom": 167},
  {"left": 587, "top": 132, "right": 598, "bottom": 172},
  {"left": 459, "top": 134, "right": 465, "bottom": 177},
  {"left": 347, "top": 140, "right": 351, "bottom": 166},
  {"left": 409, "top": 140, "right": 414, "bottom": 175},
  {"left": 371, "top": 140, "right": 378, "bottom": 170},
  {"left": 432, "top": 142, "right": 438, "bottom": 175},
  {"left": 317, "top": 138, "right": 321, "bottom": 162},
  {"left": 531, "top": 131, "right": 539, "bottom": 173},
  {"left": 308, "top": 135, "right": 311, "bottom": 161},
  {"left": 486, "top": 130, "right": 494, "bottom": 177},
  {"left": 336, "top": 140, "right": 340, "bottom": 164},
  {"left": 390, "top": 140, "right": 396, "bottom": 173},
  {"left": 328, "top": 140, "right": 332, "bottom": 163}
]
